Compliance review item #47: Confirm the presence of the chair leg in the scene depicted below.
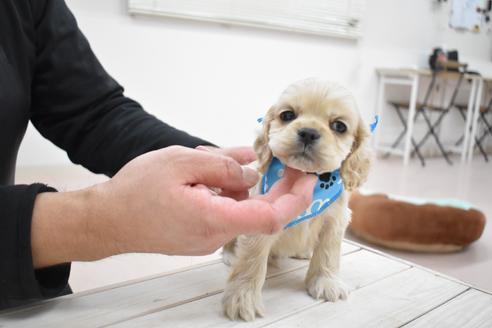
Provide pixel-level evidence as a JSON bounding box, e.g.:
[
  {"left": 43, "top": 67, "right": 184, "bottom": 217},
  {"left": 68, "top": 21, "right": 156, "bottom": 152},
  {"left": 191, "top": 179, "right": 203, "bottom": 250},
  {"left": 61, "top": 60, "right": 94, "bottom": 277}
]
[
  {"left": 388, "top": 104, "right": 409, "bottom": 149},
  {"left": 382, "top": 104, "right": 408, "bottom": 158},
  {"left": 482, "top": 112, "right": 492, "bottom": 135},
  {"left": 411, "top": 138, "right": 426, "bottom": 166},
  {"left": 416, "top": 108, "right": 449, "bottom": 149},
  {"left": 477, "top": 111, "right": 492, "bottom": 162},
  {"left": 410, "top": 72, "right": 443, "bottom": 166},
  {"left": 415, "top": 72, "right": 467, "bottom": 165},
  {"left": 383, "top": 129, "right": 407, "bottom": 158},
  {"left": 454, "top": 107, "right": 467, "bottom": 147},
  {"left": 477, "top": 126, "right": 490, "bottom": 162},
  {"left": 388, "top": 104, "right": 424, "bottom": 165},
  {"left": 473, "top": 134, "right": 489, "bottom": 162},
  {"left": 454, "top": 106, "right": 489, "bottom": 162},
  {"left": 454, "top": 135, "right": 464, "bottom": 147},
  {"left": 418, "top": 109, "right": 453, "bottom": 165}
]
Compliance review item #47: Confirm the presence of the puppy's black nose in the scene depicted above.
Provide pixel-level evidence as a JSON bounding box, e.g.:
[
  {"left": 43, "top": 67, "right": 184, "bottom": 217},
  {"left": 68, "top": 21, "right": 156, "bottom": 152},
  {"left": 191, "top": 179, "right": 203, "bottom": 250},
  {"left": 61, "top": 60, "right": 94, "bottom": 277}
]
[{"left": 297, "top": 128, "right": 320, "bottom": 145}]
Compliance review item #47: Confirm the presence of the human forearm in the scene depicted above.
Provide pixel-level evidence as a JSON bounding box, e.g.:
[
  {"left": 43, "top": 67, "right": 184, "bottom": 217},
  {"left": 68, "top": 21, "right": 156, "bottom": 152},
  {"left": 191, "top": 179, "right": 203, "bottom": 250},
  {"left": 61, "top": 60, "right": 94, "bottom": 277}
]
[{"left": 31, "top": 187, "right": 116, "bottom": 268}]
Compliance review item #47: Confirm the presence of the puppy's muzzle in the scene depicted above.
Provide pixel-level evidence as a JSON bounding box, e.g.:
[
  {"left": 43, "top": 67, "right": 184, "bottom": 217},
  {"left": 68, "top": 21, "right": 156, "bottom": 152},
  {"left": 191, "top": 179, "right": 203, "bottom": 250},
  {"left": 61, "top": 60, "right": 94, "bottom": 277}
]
[{"left": 297, "top": 128, "right": 320, "bottom": 146}]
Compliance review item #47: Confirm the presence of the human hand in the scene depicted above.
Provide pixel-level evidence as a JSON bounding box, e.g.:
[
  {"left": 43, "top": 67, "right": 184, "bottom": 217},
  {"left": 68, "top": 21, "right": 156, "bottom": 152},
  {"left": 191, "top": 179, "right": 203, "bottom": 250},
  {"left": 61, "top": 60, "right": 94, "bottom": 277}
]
[
  {"left": 31, "top": 146, "right": 315, "bottom": 268},
  {"left": 93, "top": 146, "right": 315, "bottom": 256}
]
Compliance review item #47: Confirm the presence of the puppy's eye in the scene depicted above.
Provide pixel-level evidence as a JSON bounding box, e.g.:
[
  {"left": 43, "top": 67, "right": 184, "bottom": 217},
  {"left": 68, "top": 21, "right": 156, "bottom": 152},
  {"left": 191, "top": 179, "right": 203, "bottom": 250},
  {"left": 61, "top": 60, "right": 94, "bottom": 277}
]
[
  {"left": 279, "top": 110, "right": 297, "bottom": 122},
  {"left": 330, "top": 121, "right": 347, "bottom": 134}
]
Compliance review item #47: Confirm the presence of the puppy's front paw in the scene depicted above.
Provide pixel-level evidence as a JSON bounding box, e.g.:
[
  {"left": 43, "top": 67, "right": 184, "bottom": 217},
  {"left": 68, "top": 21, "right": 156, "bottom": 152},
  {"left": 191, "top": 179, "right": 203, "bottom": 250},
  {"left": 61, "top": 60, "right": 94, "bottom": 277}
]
[
  {"left": 306, "top": 274, "right": 349, "bottom": 302},
  {"left": 222, "top": 285, "right": 264, "bottom": 321}
]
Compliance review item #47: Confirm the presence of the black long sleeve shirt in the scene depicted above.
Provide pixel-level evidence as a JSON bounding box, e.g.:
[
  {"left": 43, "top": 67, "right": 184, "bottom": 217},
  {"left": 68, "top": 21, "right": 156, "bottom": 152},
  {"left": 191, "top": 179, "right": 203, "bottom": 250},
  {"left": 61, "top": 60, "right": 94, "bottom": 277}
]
[{"left": 0, "top": 0, "right": 212, "bottom": 309}]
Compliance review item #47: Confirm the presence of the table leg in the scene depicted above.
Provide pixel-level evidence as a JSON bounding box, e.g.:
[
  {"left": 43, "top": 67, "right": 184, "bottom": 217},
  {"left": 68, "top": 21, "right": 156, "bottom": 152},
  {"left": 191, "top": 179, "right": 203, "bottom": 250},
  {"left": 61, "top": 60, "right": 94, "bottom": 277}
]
[
  {"left": 403, "top": 74, "right": 419, "bottom": 165},
  {"left": 461, "top": 78, "right": 477, "bottom": 163},
  {"left": 373, "top": 75, "right": 385, "bottom": 150},
  {"left": 467, "top": 78, "right": 484, "bottom": 163}
]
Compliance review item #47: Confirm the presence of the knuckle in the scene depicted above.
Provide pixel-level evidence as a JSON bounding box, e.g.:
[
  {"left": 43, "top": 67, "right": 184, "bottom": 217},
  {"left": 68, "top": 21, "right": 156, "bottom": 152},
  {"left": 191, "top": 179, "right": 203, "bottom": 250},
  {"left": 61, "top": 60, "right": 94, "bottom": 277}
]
[{"left": 221, "top": 157, "right": 241, "bottom": 179}]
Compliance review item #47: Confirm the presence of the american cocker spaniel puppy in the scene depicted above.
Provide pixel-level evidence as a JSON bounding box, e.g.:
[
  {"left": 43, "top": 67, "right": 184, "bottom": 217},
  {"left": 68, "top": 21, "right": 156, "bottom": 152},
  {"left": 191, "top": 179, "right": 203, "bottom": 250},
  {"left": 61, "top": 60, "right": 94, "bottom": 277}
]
[{"left": 222, "top": 78, "right": 372, "bottom": 321}]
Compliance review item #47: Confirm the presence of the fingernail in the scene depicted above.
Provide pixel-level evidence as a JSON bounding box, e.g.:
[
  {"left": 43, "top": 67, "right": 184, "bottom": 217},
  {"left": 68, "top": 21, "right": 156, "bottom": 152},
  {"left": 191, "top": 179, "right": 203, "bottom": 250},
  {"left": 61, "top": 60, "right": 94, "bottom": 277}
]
[{"left": 242, "top": 167, "right": 259, "bottom": 185}]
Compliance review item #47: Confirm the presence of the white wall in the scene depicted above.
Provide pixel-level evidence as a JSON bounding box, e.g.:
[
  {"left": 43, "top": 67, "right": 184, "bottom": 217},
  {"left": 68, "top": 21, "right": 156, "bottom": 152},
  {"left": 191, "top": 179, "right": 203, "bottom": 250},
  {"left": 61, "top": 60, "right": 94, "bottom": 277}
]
[{"left": 17, "top": 0, "right": 492, "bottom": 166}]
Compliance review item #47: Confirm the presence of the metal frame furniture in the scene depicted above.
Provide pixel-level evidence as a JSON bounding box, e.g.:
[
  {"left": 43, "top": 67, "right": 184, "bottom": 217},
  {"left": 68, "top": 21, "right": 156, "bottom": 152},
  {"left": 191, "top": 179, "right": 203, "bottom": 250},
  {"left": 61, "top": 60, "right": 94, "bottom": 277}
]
[
  {"left": 455, "top": 96, "right": 491, "bottom": 162},
  {"left": 374, "top": 67, "right": 483, "bottom": 165},
  {"left": 386, "top": 66, "right": 466, "bottom": 166}
]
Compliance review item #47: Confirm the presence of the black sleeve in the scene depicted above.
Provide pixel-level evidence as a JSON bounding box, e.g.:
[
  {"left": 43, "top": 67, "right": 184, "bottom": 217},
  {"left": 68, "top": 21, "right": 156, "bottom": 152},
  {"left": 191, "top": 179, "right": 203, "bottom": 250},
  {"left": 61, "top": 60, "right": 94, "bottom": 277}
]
[
  {"left": 29, "top": 0, "right": 213, "bottom": 177},
  {"left": 0, "top": 185, "right": 71, "bottom": 310}
]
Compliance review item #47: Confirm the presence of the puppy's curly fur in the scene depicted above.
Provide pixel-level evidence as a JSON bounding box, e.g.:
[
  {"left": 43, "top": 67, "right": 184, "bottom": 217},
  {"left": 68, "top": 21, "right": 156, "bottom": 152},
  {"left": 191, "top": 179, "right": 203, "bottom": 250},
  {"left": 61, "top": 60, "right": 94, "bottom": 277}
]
[{"left": 222, "top": 78, "right": 372, "bottom": 321}]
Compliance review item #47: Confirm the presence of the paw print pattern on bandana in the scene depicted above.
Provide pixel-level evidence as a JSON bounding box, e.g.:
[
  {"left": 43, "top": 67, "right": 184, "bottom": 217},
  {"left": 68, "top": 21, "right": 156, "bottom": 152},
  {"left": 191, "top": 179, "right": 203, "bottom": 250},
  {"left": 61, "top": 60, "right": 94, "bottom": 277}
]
[
  {"left": 318, "top": 172, "right": 337, "bottom": 189},
  {"left": 260, "top": 157, "right": 344, "bottom": 229}
]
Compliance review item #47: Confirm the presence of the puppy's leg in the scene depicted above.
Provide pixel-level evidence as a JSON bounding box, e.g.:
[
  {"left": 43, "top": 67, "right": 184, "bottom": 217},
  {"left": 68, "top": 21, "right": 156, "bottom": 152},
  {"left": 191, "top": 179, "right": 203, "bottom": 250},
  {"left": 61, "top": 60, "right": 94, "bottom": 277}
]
[
  {"left": 222, "top": 238, "right": 236, "bottom": 266},
  {"left": 222, "top": 234, "right": 278, "bottom": 321},
  {"left": 305, "top": 197, "right": 350, "bottom": 302}
]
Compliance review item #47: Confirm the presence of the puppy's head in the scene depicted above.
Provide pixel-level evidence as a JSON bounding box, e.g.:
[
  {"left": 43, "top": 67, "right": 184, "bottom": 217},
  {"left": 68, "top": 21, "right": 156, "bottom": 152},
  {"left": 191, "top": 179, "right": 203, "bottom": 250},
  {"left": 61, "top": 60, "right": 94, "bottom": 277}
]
[{"left": 255, "top": 78, "right": 371, "bottom": 191}]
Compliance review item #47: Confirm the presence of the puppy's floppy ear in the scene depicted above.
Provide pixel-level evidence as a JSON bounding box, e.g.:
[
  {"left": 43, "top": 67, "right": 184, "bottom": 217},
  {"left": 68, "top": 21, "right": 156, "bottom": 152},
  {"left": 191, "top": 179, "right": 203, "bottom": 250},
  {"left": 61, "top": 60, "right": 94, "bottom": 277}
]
[
  {"left": 254, "top": 107, "right": 275, "bottom": 173},
  {"left": 341, "top": 118, "right": 372, "bottom": 191}
]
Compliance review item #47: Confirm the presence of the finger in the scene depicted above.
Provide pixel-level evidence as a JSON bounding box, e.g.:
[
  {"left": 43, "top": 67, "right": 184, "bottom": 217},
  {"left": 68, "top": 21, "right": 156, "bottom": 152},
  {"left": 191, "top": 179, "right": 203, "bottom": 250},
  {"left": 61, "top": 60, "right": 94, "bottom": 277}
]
[
  {"left": 219, "top": 147, "right": 257, "bottom": 165},
  {"left": 268, "top": 173, "right": 316, "bottom": 226},
  {"left": 178, "top": 149, "right": 259, "bottom": 191},
  {"left": 257, "top": 167, "right": 308, "bottom": 203},
  {"left": 196, "top": 146, "right": 257, "bottom": 165},
  {"left": 210, "top": 173, "right": 316, "bottom": 235}
]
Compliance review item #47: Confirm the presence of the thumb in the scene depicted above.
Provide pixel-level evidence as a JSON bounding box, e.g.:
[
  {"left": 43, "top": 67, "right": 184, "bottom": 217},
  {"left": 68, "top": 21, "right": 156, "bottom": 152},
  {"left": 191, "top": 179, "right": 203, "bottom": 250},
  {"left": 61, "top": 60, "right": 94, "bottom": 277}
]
[
  {"left": 258, "top": 167, "right": 316, "bottom": 227},
  {"left": 258, "top": 167, "right": 312, "bottom": 203},
  {"left": 212, "top": 169, "right": 316, "bottom": 235}
]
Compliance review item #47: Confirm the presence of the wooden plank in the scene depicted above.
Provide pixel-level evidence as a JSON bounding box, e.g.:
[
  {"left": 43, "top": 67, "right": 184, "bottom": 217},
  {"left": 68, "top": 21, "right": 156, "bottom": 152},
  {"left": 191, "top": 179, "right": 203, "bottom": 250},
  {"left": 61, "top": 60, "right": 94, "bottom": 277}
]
[
  {"left": 340, "top": 241, "right": 360, "bottom": 255},
  {"left": 264, "top": 268, "right": 468, "bottom": 328},
  {"left": 403, "top": 289, "right": 492, "bottom": 328},
  {"left": 346, "top": 240, "right": 489, "bottom": 293},
  {"left": 108, "top": 250, "right": 409, "bottom": 328},
  {"left": 0, "top": 243, "right": 358, "bottom": 327}
]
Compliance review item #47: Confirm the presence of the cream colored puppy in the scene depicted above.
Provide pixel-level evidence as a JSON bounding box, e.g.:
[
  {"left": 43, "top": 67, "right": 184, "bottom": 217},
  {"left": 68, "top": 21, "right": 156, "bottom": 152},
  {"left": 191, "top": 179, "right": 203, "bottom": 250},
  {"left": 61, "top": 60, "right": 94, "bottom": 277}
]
[{"left": 222, "top": 78, "right": 372, "bottom": 321}]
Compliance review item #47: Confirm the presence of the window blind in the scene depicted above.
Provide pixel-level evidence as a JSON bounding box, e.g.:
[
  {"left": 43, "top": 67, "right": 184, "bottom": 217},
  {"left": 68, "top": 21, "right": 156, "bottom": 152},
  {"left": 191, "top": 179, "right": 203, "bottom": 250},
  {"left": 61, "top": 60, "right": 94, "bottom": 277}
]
[{"left": 128, "top": 0, "right": 365, "bottom": 39}]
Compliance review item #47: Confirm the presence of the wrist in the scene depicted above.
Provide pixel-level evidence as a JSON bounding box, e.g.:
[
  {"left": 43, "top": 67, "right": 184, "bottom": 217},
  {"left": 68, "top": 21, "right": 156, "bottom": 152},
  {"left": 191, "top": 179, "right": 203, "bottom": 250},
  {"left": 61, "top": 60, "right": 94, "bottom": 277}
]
[
  {"left": 85, "top": 182, "right": 130, "bottom": 257},
  {"left": 31, "top": 186, "right": 117, "bottom": 268}
]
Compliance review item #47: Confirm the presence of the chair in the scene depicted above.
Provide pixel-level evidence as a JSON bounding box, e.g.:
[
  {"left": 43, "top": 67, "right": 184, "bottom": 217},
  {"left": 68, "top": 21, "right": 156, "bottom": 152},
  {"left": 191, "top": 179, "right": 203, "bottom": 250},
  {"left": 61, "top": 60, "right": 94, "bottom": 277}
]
[
  {"left": 387, "top": 64, "right": 466, "bottom": 166},
  {"left": 454, "top": 100, "right": 491, "bottom": 162},
  {"left": 387, "top": 101, "right": 430, "bottom": 166}
]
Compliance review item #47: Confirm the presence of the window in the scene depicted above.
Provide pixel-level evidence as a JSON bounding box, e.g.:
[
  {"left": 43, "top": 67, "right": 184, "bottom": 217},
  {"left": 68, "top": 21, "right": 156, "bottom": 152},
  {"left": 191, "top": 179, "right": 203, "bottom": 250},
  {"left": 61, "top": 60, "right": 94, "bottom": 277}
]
[{"left": 128, "top": 0, "right": 365, "bottom": 39}]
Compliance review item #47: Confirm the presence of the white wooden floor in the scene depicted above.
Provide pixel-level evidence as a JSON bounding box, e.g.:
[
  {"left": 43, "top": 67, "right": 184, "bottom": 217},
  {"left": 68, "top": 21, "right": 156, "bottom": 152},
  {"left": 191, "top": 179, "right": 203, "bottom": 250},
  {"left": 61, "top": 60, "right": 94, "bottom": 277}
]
[{"left": 1, "top": 241, "right": 491, "bottom": 328}]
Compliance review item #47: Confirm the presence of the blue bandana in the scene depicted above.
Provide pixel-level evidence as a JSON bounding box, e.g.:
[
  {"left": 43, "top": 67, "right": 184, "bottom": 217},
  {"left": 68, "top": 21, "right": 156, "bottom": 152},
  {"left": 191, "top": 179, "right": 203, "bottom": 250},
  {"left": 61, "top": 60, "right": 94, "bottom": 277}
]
[{"left": 259, "top": 115, "right": 379, "bottom": 229}]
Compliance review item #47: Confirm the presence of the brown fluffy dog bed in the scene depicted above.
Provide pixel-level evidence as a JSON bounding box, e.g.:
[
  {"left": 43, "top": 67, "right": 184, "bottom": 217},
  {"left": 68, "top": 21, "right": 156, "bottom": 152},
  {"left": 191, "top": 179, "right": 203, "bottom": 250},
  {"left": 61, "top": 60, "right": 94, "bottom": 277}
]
[{"left": 349, "top": 191, "right": 486, "bottom": 252}]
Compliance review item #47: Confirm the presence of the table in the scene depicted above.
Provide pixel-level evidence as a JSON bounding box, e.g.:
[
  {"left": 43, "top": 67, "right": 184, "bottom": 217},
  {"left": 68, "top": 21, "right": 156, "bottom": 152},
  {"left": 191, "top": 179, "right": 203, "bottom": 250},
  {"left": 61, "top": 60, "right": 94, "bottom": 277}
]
[
  {"left": 374, "top": 68, "right": 486, "bottom": 165},
  {"left": 1, "top": 240, "right": 491, "bottom": 327}
]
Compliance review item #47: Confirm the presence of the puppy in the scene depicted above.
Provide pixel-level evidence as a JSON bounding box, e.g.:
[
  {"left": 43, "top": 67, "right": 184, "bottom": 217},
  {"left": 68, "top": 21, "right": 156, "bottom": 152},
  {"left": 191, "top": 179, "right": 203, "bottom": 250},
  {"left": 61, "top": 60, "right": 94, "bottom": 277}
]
[{"left": 222, "top": 78, "right": 372, "bottom": 321}]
